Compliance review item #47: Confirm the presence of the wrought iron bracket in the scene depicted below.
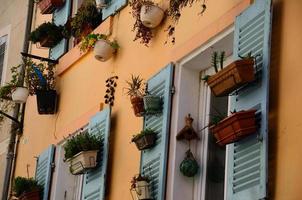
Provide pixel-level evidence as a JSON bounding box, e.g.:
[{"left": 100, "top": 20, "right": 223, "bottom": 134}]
[{"left": 21, "top": 52, "right": 58, "bottom": 64}]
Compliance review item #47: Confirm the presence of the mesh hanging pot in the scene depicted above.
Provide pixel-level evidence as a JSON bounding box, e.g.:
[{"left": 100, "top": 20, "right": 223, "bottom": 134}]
[{"left": 180, "top": 150, "right": 199, "bottom": 177}]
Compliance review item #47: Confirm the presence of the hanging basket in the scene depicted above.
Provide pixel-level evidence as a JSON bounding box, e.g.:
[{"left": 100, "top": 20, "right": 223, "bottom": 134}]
[
  {"left": 180, "top": 150, "right": 199, "bottom": 177},
  {"left": 66, "top": 150, "right": 99, "bottom": 175},
  {"left": 132, "top": 133, "right": 156, "bottom": 151},
  {"left": 19, "top": 189, "right": 41, "bottom": 200},
  {"left": 36, "top": 89, "right": 57, "bottom": 115},
  {"left": 94, "top": 39, "right": 115, "bottom": 62},
  {"left": 143, "top": 95, "right": 162, "bottom": 114},
  {"left": 206, "top": 59, "right": 255, "bottom": 96},
  {"left": 131, "top": 96, "right": 145, "bottom": 117},
  {"left": 140, "top": 4, "right": 165, "bottom": 28},
  {"left": 38, "top": 0, "right": 64, "bottom": 14},
  {"left": 12, "top": 87, "right": 29, "bottom": 103},
  {"left": 210, "top": 110, "right": 257, "bottom": 146}
]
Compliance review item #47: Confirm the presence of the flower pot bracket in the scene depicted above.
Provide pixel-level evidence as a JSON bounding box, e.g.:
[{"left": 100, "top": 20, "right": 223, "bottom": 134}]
[{"left": 210, "top": 110, "right": 258, "bottom": 146}]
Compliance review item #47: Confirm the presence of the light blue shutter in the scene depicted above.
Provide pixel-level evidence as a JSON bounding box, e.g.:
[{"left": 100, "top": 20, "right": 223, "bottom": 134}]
[
  {"left": 49, "top": 0, "right": 71, "bottom": 60},
  {"left": 226, "top": 0, "right": 272, "bottom": 199},
  {"left": 140, "top": 64, "right": 174, "bottom": 200},
  {"left": 35, "top": 145, "right": 55, "bottom": 200},
  {"left": 82, "top": 107, "right": 111, "bottom": 200},
  {"left": 102, "top": 0, "right": 127, "bottom": 20}
]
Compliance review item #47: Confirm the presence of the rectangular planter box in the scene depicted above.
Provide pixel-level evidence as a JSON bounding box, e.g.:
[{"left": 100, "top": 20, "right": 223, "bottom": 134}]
[
  {"left": 132, "top": 134, "right": 156, "bottom": 151},
  {"left": 36, "top": 89, "right": 57, "bottom": 115},
  {"left": 207, "top": 59, "right": 255, "bottom": 96},
  {"left": 19, "top": 190, "right": 40, "bottom": 200},
  {"left": 210, "top": 110, "right": 257, "bottom": 146},
  {"left": 38, "top": 0, "right": 64, "bottom": 14},
  {"left": 67, "top": 150, "right": 98, "bottom": 175}
]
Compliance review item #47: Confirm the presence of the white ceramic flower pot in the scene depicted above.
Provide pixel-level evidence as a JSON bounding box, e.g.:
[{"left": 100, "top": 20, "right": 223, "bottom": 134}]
[
  {"left": 67, "top": 150, "right": 98, "bottom": 175},
  {"left": 136, "top": 180, "right": 152, "bottom": 200},
  {"left": 94, "top": 39, "right": 115, "bottom": 62},
  {"left": 140, "top": 4, "right": 164, "bottom": 28},
  {"left": 11, "top": 87, "right": 29, "bottom": 103}
]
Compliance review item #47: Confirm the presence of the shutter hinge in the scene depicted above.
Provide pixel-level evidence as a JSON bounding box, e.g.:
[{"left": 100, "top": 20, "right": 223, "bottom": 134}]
[
  {"left": 170, "top": 86, "right": 176, "bottom": 94},
  {"left": 51, "top": 162, "right": 55, "bottom": 170}
]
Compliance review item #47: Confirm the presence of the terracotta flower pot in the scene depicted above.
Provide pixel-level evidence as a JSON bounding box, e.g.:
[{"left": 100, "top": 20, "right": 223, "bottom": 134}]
[
  {"left": 210, "top": 110, "right": 257, "bottom": 146},
  {"left": 140, "top": 4, "right": 165, "bottom": 28},
  {"left": 39, "top": 36, "right": 56, "bottom": 48},
  {"left": 12, "top": 87, "right": 29, "bottom": 103},
  {"left": 207, "top": 59, "right": 255, "bottom": 96},
  {"left": 66, "top": 150, "right": 99, "bottom": 175},
  {"left": 132, "top": 133, "right": 156, "bottom": 151},
  {"left": 74, "top": 24, "right": 94, "bottom": 45},
  {"left": 130, "top": 96, "right": 145, "bottom": 117},
  {"left": 19, "top": 190, "right": 40, "bottom": 200},
  {"left": 38, "top": 0, "right": 64, "bottom": 14},
  {"left": 94, "top": 39, "right": 115, "bottom": 62}
]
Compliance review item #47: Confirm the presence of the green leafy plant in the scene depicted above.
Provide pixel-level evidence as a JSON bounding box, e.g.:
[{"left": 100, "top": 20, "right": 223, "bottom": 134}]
[
  {"left": 131, "top": 128, "right": 156, "bottom": 142},
  {"left": 69, "top": 0, "right": 102, "bottom": 39},
  {"left": 13, "top": 177, "right": 42, "bottom": 197},
  {"left": 79, "top": 33, "right": 119, "bottom": 53},
  {"left": 0, "top": 64, "right": 23, "bottom": 100},
  {"left": 129, "top": 0, "right": 155, "bottom": 46},
  {"left": 124, "top": 75, "right": 145, "bottom": 98},
  {"left": 23, "top": 59, "right": 56, "bottom": 95},
  {"left": 29, "top": 22, "right": 63, "bottom": 47},
  {"left": 64, "top": 131, "right": 102, "bottom": 160}
]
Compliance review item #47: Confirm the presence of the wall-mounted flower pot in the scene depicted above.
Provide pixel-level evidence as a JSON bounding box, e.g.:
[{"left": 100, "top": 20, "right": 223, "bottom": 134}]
[
  {"left": 131, "top": 96, "right": 145, "bottom": 117},
  {"left": 39, "top": 36, "right": 56, "bottom": 48},
  {"left": 207, "top": 59, "right": 255, "bottom": 96},
  {"left": 135, "top": 180, "right": 152, "bottom": 200},
  {"left": 19, "top": 190, "right": 40, "bottom": 200},
  {"left": 12, "top": 87, "right": 29, "bottom": 103},
  {"left": 67, "top": 150, "right": 99, "bottom": 175},
  {"left": 36, "top": 89, "right": 57, "bottom": 115},
  {"left": 132, "top": 133, "right": 156, "bottom": 150},
  {"left": 94, "top": 39, "right": 115, "bottom": 62},
  {"left": 143, "top": 95, "right": 162, "bottom": 114},
  {"left": 210, "top": 110, "right": 257, "bottom": 146},
  {"left": 140, "top": 4, "right": 165, "bottom": 28},
  {"left": 38, "top": 0, "right": 64, "bottom": 14}
]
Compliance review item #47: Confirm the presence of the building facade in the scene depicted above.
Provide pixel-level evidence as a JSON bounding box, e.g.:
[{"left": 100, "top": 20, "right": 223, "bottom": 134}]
[{"left": 2, "top": 0, "right": 302, "bottom": 200}]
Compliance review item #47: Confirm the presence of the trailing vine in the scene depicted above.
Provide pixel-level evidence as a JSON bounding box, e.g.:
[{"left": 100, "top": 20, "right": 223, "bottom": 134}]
[{"left": 129, "top": 0, "right": 154, "bottom": 46}]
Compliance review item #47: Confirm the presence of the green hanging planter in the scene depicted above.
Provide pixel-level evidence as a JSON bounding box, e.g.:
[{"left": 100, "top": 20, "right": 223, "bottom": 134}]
[
  {"left": 180, "top": 150, "right": 199, "bottom": 177},
  {"left": 143, "top": 95, "right": 162, "bottom": 114}
]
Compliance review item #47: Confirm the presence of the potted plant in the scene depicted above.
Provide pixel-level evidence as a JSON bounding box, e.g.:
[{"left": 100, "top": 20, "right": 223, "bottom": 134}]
[
  {"left": 29, "top": 22, "right": 64, "bottom": 48},
  {"left": 79, "top": 33, "right": 119, "bottom": 62},
  {"left": 13, "top": 177, "right": 42, "bottom": 200},
  {"left": 203, "top": 51, "right": 255, "bottom": 96},
  {"left": 129, "top": 0, "right": 165, "bottom": 46},
  {"left": 24, "top": 59, "right": 57, "bottom": 114},
  {"left": 0, "top": 64, "right": 29, "bottom": 103},
  {"left": 130, "top": 174, "right": 152, "bottom": 200},
  {"left": 124, "top": 75, "right": 145, "bottom": 117},
  {"left": 37, "top": 0, "right": 64, "bottom": 14},
  {"left": 69, "top": 0, "right": 102, "bottom": 44},
  {"left": 132, "top": 129, "right": 156, "bottom": 150},
  {"left": 209, "top": 109, "right": 257, "bottom": 146},
  {"left": 64, "top": 131, "right": 102, "bottom": 175}
]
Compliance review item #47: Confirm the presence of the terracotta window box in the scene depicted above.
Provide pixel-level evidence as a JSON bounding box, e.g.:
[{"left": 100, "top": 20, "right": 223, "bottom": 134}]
[
  {"left": 130, "top": 96, "right": 145, "bottom": 117},
  {"left": 38, "top": 0, "right": 64, "bottom": 14},
  {"left": 210, "top": 110, "right": 257, "bottom": 146},
  {"left": 207, "top": 58, "right": 255, "bottom": 96}
]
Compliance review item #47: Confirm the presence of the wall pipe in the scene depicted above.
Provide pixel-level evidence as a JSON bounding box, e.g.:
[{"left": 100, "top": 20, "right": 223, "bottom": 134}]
[{"left": 1, "top": 0, "right": 34, "bottom": 199}]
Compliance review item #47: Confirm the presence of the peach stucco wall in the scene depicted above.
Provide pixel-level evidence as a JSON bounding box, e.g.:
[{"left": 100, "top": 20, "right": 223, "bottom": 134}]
[{"left": 11, "top": 0, "right": 269, "bottom": 200}]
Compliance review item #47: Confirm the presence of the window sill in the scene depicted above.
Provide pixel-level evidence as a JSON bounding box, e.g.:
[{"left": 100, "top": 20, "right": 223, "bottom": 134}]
[{"left": 56, "top": 17, "right": 113, "bottom": 76}]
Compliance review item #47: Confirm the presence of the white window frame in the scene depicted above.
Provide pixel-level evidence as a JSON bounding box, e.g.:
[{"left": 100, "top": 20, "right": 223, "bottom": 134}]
[
  {"left": 166, "top": 26, "right": 234, "bottom": 200},
  {"left": 0, "top": 25, "right": 11, "bottom": 85},
  {"left": 50, "top": 125, "right": 88, "bottom": 200}
]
